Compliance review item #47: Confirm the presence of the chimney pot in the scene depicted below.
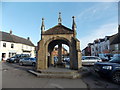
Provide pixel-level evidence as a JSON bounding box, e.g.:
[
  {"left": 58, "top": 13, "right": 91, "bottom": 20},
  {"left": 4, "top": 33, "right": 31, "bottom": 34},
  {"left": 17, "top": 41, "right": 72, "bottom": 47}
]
[
  {"left": 10, "top": 30, "right": 12, "bottom": 35},
  {"left": 27, "top": 37, "right": 30, "bottom": 40}
]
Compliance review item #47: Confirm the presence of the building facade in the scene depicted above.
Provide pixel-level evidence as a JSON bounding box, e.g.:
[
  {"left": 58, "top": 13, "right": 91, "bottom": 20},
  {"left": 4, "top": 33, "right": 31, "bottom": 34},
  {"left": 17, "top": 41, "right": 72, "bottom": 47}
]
[
  {"left": 83, "top": 36, "right": 111, "bottom": 56},
  {"left": 83, "top": 25, "right": 120, "bottom": 56},
  {"left": 0, "top": 31, "right": 35, "bottom": 61},
  {"left": 82, "top": 43, "right": 92, "bottom": 56},
  {"left": 52, "top": 47, "right": 68, "bottom": 56},
  {"left": 110, "top": 25, "right": 120, "bottom": 54}
]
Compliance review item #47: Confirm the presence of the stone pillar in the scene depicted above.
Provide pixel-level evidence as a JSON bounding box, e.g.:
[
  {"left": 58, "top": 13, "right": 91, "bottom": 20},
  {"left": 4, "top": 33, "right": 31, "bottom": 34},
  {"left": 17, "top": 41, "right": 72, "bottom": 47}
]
[
  {"left": 71, "top": 37, "right": 82, "bottom": 70},
  {"left": 58, "top": 43, "right": 62, "bottom": 63},
  {"left": 50, "top": 51, "right": 54, "bottom": 66}
]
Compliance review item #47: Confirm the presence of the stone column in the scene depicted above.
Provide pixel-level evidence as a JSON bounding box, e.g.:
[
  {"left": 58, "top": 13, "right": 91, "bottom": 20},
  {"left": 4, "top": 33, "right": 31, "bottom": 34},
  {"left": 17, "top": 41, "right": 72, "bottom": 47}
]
[
  {"left": 50, "top": 51, "right": 54, "bottom": 66},
  {"left": 58, "top": 43, "right": 62, "bottom": 63}
]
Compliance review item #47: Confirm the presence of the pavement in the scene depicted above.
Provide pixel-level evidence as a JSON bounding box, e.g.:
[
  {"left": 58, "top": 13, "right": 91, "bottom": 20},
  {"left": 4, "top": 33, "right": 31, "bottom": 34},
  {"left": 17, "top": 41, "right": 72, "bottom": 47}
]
[
  {"left": 2, "top": 62, "right": 120, "bottom": 89},
  {"left": 2, "top": 62, "right": 87, "bottom": 88},
  {"left": 28, "top": 66, "right": 90, "bottom": 79}
]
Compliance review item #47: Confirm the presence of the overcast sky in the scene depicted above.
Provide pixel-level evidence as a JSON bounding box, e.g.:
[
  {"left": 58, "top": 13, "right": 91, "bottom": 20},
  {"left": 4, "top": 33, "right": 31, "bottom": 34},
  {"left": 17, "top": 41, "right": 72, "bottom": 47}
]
[{"left": 1, "top": 2, "right": 118, "bottom": 50}]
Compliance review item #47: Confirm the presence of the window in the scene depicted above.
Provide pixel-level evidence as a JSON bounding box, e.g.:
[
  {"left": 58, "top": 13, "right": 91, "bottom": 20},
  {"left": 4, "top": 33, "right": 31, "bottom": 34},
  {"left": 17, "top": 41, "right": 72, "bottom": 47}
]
[
  {"left": 9, "top": 53, "right": 11, "bottom": 57},
  {"left": 11, "top": 44, "right": 14, "bottom": 48},
  {"left": 115, "top": 44, "right": 118, "bottom": 51},
  {"left": 105, "top": 45, "right": 108, "bottom": 50},
  {"left": 96, "top": 47, "right": 98, "bottom": 51},
  {"left": 3, "top": 43, "right": 6, "bottom": 47}
]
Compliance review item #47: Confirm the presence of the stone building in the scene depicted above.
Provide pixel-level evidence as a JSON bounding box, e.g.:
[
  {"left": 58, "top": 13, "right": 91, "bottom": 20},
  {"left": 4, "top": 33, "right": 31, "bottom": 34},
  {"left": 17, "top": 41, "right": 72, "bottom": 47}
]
[
  {"left": 52, "top": 47, "right": 68, "bottom": 56},
  {"left": 36, "top": 13, "right": 82, "bottom": 70},
  {"left": 110, "top": 25, "right": 120, "bottom": 54},
  {"left": 82, "top": 43, "right": 92, "bottom": 56},
  {"left": 0, "top": 30, "right": 35, "bottom": 61}
]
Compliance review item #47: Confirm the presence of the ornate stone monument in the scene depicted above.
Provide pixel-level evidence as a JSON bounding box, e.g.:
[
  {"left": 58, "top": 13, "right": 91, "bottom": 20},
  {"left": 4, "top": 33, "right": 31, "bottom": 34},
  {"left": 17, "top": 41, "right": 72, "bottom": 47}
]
[{"left": 36, "top": 12, "right": 82, "bottom": 70}]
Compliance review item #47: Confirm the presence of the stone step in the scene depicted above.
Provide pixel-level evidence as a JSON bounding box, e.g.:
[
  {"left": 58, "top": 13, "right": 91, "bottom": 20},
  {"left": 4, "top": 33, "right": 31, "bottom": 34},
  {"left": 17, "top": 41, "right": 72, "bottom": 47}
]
[
  {"left": 28, "top": 70, "right": 80, "bottom": 79},
  {"left": 37, "top": 70, "right": 78, "bottom": 74}
]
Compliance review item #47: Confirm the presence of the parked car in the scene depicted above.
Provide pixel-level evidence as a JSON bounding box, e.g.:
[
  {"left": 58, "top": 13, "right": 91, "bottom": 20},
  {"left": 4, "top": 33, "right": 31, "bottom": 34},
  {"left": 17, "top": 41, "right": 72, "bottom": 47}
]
[
  {"left": 98, "top": 53, "right": 113, "bottom": 62},
  {"left": 6, "top": 56, "right": 17, "bottom": 63},
  {"left": 113, "top": 54, "right": 120, "bottom": 57},
  {"left": 94, "top": 55, "right": 120, "bottom": 84},
  {"left": 82, "top": 56, "right": 102, "bottom": 65},
  {"left": 63, "top": 57, "right": 70, "bottom": 64},
  {"left": 19, "top": 57, "right": 36, "bottom": 66},
  {"left": 54, "top": 56, "right": 58, "bottom": 64},
  {"left": 7, "top": 54, "right": 30, "bottom": 63}
]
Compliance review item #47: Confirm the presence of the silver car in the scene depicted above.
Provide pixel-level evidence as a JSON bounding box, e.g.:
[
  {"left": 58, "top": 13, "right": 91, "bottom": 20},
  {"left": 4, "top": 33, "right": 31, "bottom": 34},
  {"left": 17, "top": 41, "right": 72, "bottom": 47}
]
[
  {"left": 82, "top": 56, "right": 102, "bottom": 65},
  {"left": 19, "top": 57, "right": 36, "bottom": 66}
]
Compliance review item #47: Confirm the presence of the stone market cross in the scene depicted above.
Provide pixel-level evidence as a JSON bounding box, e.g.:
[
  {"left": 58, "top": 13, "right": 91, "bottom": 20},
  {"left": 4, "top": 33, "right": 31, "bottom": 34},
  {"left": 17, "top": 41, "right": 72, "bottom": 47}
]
[{"left": 36, "top": 12, "right": 82, "bottom": 70}]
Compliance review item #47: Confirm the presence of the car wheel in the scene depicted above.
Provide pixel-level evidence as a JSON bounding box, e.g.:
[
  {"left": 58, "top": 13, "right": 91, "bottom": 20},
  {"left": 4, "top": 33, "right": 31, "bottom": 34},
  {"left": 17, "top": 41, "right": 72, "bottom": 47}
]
[
  {"left": 112, "top": 71, "right": 120, "bottom": 84},
  {"left": 19, "top": 62, "right": 23, "bottom": 66},
  {"left": 14, "top": 60, "right": 17, "bottom": 63},
  {"left": 32, "top": 63, "right": 36, "bottom": 67}
]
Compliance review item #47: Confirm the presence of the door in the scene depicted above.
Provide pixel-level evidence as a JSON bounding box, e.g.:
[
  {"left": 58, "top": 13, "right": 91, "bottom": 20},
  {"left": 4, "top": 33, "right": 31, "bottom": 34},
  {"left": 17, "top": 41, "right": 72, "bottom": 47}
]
[
  {"left": 23, "top": 58, "right": 30, "bottom": 65},
  {"left": 2, "top": 53, "right": 6, "bottom": 61}
]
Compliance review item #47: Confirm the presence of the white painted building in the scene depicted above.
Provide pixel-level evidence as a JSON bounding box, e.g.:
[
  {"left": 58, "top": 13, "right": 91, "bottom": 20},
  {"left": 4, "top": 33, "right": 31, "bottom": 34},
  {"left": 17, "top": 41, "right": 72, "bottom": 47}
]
[
  {"left": 91, "top": 44, "right": 94, "bottom": 56},
  {"left": 0, "top": 31, "right": 35, "bottom": 61},
  {"left": 90, "top": 36, "right": 111, "bottom": 56}
]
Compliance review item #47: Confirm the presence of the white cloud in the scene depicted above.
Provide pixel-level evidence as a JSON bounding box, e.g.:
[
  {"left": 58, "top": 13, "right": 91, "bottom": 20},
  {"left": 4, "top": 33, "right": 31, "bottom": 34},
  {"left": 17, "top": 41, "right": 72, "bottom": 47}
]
[
  {"left": 77, "top": 3, "right": 116, "bottom": 22},
  {"left": 80, "top": 23, "right": 118, "bottom": 50}
]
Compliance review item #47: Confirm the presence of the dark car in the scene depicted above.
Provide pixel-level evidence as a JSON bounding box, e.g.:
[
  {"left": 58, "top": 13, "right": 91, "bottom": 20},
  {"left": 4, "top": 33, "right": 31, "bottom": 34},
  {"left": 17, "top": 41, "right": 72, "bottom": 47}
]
[
  {"left": 63, "top": 57, "right": 70, "bottom": 64},
  {"left": 7, "top": 54, "right": 30, "bottom": 63},
  {"left": 94, "top": 54, "right": 120, "bottom": 84},
  {"left": 98, "top": 53, "right": 113, "bottom": 62},
  {"left": 6, "top": 56, "right": 17, "bottom": 63}
]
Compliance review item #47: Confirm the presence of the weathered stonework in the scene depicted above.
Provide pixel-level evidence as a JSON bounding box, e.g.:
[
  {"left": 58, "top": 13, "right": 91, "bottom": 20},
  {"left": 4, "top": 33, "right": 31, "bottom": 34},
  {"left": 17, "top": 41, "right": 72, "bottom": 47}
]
[{"left": 36, "top": 14, "right": 82, "bottom": 70}]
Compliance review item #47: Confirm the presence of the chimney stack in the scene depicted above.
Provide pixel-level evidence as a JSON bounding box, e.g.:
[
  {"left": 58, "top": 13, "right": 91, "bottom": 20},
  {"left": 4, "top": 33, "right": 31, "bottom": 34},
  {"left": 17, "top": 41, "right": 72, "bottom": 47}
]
[
  {"left": 27, "top": 37, "right": 30, "bottom": 40},
  {"left": 10, "top": 30, "right": 12, "bottom": 35}
]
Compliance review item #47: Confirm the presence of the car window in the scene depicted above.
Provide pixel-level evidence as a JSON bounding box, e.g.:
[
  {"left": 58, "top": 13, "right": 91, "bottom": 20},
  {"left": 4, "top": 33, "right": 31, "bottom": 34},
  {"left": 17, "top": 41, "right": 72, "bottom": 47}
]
[
  {"left": 94, "top": 57, "right": 100, "bottom": 60},
  {"left": 24, "top": 58, "right": 29, "bottom": 60},
  {"left": 30, "top": 58, "right": 36, "bottom": 61},
  {"left": 88, "top": 57, "right": 95, "bottom": 60},
  {"left": 82, "top": 57, "right": 85, "bottom": 60},
  {"left": 83, "top": 57, "right": 90, "bottom": 60}
]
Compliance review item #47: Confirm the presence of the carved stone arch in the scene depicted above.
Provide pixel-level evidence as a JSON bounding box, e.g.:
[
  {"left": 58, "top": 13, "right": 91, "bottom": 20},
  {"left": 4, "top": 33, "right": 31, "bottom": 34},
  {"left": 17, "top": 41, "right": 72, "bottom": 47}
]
[
  {"left": 43, "top": 36, "right": 73, "bottom": 68},
  {"left": 45, "top": 36, "right": 71, "bottom": 47}
]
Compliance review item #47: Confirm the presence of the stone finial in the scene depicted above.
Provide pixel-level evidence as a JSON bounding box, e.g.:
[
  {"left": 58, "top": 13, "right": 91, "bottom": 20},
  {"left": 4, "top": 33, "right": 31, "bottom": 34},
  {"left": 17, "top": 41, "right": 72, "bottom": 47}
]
[
  {"left": 41, "top": 18, "right": 45, "bottom": 40},
  {"left": 72, "top": 16, "right": 77, "bottom": 37},
  {"left": 58, "top": 12, "right": 62, "bottom": 25},
  {"left": 41, "top": 18, "right": 45, "bottom": 31},
  {"left": 72, "top": 16, "right": 77, "bottom": 30}
]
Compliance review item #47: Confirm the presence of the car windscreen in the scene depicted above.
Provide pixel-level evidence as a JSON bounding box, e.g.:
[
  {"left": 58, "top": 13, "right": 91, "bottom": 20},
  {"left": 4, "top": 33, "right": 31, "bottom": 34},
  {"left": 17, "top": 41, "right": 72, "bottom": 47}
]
[{"left": 109, "top": 56, "right": 120, "bottom": 63}]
